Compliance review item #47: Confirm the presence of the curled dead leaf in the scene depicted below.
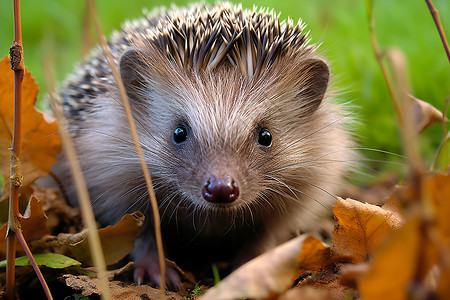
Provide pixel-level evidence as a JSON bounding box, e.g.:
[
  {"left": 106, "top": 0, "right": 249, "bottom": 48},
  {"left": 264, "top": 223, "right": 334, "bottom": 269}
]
[
  {"left": 409, "top": 94, "right": 446, "bottom": 134},
  {"left": 200, "top": 235, "right": 309, "bottom": 300},
  {"left": 332, "top": 197, "right": 405, "bottom": 263},
  {"left": 0, "top": 196, "right": 49, "bottom": 259},
  {"left": 297, "top": 235, "right": 333, "bottom": 274},
  {"left": 359, "top": 217, "right": 438, "bottom": 300},
  {"left": 68, "top": 211, "right": 144, "bottom": 266},
  {"left": 62, "top": 273, "right": 185, "bottom": 300}
]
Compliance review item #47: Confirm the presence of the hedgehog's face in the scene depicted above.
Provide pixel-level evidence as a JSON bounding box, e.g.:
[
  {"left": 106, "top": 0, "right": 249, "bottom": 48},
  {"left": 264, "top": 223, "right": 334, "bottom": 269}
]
[{"left": 119, "top": 47, "right": 331, "bottom": 224}]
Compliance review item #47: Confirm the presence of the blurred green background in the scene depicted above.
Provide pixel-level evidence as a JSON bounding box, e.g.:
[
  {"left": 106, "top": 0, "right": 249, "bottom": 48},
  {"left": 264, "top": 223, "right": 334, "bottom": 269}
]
[{"left": 1, "top": 0, "right": 449, "bottom": 183}]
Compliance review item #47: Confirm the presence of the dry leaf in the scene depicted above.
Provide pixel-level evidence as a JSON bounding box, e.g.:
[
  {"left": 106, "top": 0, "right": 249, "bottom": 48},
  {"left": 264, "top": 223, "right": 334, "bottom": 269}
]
[
  {"left": 200, "top": 234, "right": 309, "bottom": 300},
  {"left": 409, "top": 94, "right": 446, "bottom": 134},
  {"left": 332, "top": 197, "right": 405, "bottom": 263},
  {"left": 297, "top": 235, "right": 333, "bottom": 274},
  {"left": 278, "top": 286, "right": 333, "bottom": 300},
  {"left": 426, "top": 173, "right": 450, "bottom": 298},
  {"left": 427, "top": 173, "right": 450, "bottom": 246},
  {"left": 0, "top": 196, "right": 49, "bottom": 259},
  {"left": 295, "top": 273, "right": 355, "bottom": 300},
  {"left": 338, "top": 262, "right": 370, "bottom": 289},
  {"left": 68, "top": 211, "right": 144, "bottom": 266},
  {"left": 359, "top": 217, "right": 438, "bottom": 300},
  {"left": 359, "top": 173, "right": 450, "bottom": 300},
  {"left": 21, "top": 196, "right": 50, "bottom": 242},
  {"left": 0, "top": 56, "right": 61, "bottom": 201},
  {"left": 62, "top": 274, "right": 185, "bottom": 300}
]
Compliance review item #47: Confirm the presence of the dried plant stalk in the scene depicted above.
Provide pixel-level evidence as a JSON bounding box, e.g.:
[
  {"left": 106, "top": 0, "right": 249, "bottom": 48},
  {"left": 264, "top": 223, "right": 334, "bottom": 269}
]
[
  {"left": 425, "top": 0, "right": 450, "bottom": 63},
  {"left": 45, "top": 46, "right": 112, "bottom": 300},
  {"left": 86, "top": 0, "right": 166, "bottom": 297}
]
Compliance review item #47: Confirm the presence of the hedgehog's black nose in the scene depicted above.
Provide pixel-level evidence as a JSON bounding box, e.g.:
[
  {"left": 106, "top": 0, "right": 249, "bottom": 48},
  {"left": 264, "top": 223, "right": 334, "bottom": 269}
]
[{"left": 202, "top": 177, "right": 239, "bottom": 203}]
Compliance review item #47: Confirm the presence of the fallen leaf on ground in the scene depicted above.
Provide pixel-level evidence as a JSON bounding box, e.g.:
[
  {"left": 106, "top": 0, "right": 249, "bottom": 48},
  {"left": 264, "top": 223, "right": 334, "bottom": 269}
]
[
  {"left": 68, "top": 211, "right": 144, "bottom": 266},
  {"left": 200, "top": 234, "right": 309, "bottom": 300},
  {"left": 62, "top": 274, "right": 185, "bottom": 300},
  {"left": 359, "top": 217, "right": 438, "bottom": 300},
  {"left": 332, "top": 197, "right": 405, "bottom": 263},
  {"left": 0, "top": 196, "right": 49, "bottom": 259},
  {"left": 426, "top": 173, "right": 450, "bottom": 298},
  {"left": 359, "top": 173, "right": 450, "bottom": 300},
  {"left": 278, "top": 286, "right": 333, "bottom": 300},
  {"left": 296, "top": 235, "right": 333, "bottom": 275},
  {"left": 295, "top": 272, "right": 355, "bottom": 300},
  {"left": 0, "top": 55, "right": 61, "bottom": 202}
]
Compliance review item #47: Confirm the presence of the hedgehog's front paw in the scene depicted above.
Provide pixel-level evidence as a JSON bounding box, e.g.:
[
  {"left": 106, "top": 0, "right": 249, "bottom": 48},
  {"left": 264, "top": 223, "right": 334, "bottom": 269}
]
[
  {"left": 134, "top": 257, "right": 181, "bottom": 291},
  {"left": 132, "top": 237, "right": 181, "bottom": 290}
]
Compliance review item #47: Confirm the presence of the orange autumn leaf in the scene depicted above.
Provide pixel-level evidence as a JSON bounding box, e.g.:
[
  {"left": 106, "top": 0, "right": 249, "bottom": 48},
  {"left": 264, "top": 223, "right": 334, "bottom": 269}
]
[
  {"left": 358, "top": 218, "right": 427, "bottom": 300},
  {"left": 0, "top": 56, "right": 61, "bottom": 201},
  {"left": 332, "top": 197, "right": 405, "bottom": 263},
  {"left": 297, "top": 235, "right": 333, "bottom": 274},
  {"left": 427, "top": 173, "right": 450, "bottom": 246},
  {"left": 426, "top": 173, "right": 450, "bottom": 298},
  {"left": 359, "top": 173, "right": 450, "bottom": 300},
  {"left": 0, "top": 196, "right": 49, "bottom": 259}
]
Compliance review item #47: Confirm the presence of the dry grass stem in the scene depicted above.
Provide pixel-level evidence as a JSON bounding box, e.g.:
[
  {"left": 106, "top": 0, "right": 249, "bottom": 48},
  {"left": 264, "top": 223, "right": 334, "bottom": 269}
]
[
  {"left": 44, "top": 49, "right": 111, "bottom": 300},
  {"left": 86, "top": 0, "right": 167, "bottom": 297},
  {"left": 425, "top": 0, "right": 450, "bottom": 63}
]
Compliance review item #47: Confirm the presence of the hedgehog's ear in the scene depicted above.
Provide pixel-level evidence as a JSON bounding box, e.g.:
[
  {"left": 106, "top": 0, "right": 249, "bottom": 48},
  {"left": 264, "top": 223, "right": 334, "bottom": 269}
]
[
  {"left": 295, "top": 58, "right": 330, "bottom": 115},
  {"left": 119, "top": 49, "right": 146, "bottom": 99}
]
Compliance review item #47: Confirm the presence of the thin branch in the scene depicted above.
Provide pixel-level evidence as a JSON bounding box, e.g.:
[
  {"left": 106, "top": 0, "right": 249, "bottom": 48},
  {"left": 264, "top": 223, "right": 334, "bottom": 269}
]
[
  {"left": 7, "top": 1, "right": 54, "bottom": 299},
  {"left": 364, "top": 1, "right": 423, "bottom": 188},
  {"left": 86, "top": 0, "right": 167, "bottom": 296},
  {"left": 425, "top": 0, "right": 450, "bottom": 63},
  {"left": 5, "top": 231, "right": 16, "bottom": 300},
  {"left": 44, "top": 47, "right": 112, "bottom": 300},
  {"left": 431, "top": 97, "right": 450, "bottom": 171},
  {"left": 6, "top": 0, "right": 24, "bottom": 299},
  {"left": 15, "top": 230, "right": 52, "bottom": 299},
  {"left": 365, "top": 1, "right": 404, "bottom": 126}
]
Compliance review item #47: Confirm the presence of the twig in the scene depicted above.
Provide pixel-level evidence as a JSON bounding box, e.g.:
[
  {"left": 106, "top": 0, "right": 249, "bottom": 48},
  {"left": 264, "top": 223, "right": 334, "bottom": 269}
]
[
  {"left": 430, "top": 98, "right": 450, "bottom": 171},
  {"left": 15, "top": 230, "right": 52, "bottom": 299},
  {"left": 7, "top": 1, "right": 54, "bottom": 298},
  {"left": 86, "top": 1, "right": 167, "bottom": 298},
  {"left": 5, "top": 231, "right": 16, "bottom": 300},
  {"left": 365, "top": 0, "right": 404, "bottom": 126},
  {"left": 44, "top": 46, "right": 112, "bottom": 300},
  {"left": 88, "top": 0, "right": 168, "bottom": 294},
  {"left": 425, "top": 0, "right": 450, "bottom": 63},
  {"left": 364, "top": 1, "right": 423, "bottom": 186}
]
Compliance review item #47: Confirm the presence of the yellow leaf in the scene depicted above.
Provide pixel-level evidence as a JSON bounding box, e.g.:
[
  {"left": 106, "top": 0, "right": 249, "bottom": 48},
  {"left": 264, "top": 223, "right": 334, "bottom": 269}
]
[
  {"left": 0, "top": 56, "right": 61, "bottom": 201},
  {"left": 332, "top": 197, "right": 405, "bottom": 263}
]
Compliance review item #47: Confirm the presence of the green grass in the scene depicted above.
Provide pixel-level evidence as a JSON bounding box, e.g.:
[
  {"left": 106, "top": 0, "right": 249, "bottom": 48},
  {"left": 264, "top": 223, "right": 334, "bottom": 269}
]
[{"left": 1, "top": 0, "right": 449, "bottom": 179}]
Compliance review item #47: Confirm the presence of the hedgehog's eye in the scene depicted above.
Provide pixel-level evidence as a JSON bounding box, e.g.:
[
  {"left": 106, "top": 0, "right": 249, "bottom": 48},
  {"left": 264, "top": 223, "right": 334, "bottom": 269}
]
[
  {"left": 173, "top": 126, "right": 188, "bottom": 144},
  {"left": 258, "top": 128, "right": 272, "bottom": 147}
]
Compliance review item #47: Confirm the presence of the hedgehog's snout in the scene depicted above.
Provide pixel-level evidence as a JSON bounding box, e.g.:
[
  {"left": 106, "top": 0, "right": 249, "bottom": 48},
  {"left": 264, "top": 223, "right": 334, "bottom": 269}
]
[{"left": 202, "top": 176, "right": 240, "bottom": 203}]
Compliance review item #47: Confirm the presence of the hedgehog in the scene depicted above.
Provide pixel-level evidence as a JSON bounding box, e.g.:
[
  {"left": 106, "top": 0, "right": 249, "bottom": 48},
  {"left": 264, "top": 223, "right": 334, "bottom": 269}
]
[{"left": 54, "top": 2, "right": 354, "bottom": 290}]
